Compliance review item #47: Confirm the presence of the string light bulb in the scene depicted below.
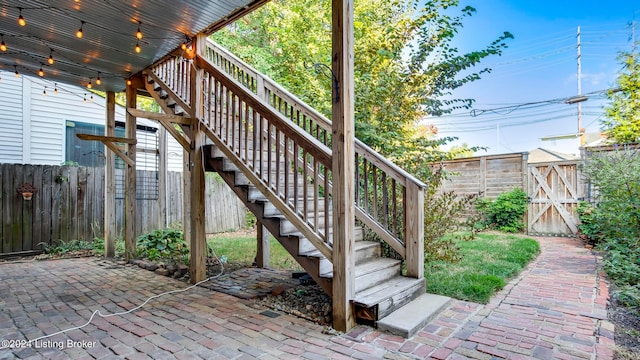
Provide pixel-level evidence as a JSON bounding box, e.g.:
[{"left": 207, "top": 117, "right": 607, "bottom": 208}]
[
  {"left": 136, "top": 21, "right": 143, "bottom": 39},
  {"left": 90, "top": 95, "right": 94, "bottom": 102},
  {"left": 83, "top": 93, "right": 87, "bottom": 103},
  {"left": 135, "top": 41, "right": 141, "bottom": 53},
  {"left": 96, "top": 73, "right": 101, "bottom": 85},
  {"left": 76, "top": 21, "right": 85, "bottom": 38},
  {"left": 43, "top": 86, "right": 47, "bottom": 96},
  {"left": 0, "top": 34, "right": 6, "bottom": 51},
  {"left": 54, "top": 83, "right": 58, "bottom": 94},
  {"left": 126, "top": 78, "right": 132, "bottom": 86},
  {"left": 48, "top": 50, "right": 54, "bottom": 65},
  {"left": 38, "top": 65, "right": 44, "bottom": 77},
  {"left": 14, "top": 65, "right": 19, "bottom": 77},
  {"left": 17, "top": 8, "right": 26, "bottom": 26},
  {"left": 181, "top": 42, "right": 187, "bottom": 50},
  {"left": 87, "top": 79, "right": 92, "bottom": 89}
]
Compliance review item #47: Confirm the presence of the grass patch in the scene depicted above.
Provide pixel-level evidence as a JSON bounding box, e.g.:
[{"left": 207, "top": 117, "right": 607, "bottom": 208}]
[
  {"left": 424, "top": 232, "right": 539, "bottom": 303},
  {"left": 207, "top": 232, "right": 303, "bottom": 271}
]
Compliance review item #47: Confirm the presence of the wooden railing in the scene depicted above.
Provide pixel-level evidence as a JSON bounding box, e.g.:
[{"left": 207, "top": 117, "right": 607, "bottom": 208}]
[
  {"left": 151, "top": 56, "right": 192, "bottom": 110},
  {"left": 204, "top": 40, "right": 425, "bottom": 275},
  {"left": 150, "top": 54, "right": 334, "bottom": 261}
]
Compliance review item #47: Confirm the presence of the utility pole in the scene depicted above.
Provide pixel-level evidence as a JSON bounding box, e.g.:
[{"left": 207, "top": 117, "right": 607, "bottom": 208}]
[{"left": 576, "top": 26, "right": 585, "bottom": 146}]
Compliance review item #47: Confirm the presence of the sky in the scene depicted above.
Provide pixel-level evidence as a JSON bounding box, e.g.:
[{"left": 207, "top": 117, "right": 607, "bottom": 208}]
[{"left": 425, "top": 0, "right": 638, "bottom": 156}]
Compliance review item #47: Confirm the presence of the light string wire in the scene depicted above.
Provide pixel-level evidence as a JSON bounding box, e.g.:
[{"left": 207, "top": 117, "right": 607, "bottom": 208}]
[{"left": 0, "top": 2, "right": 194, "bottom": 83}]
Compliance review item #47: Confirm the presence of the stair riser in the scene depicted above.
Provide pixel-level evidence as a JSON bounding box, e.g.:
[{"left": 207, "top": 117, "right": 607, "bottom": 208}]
[
  {"left": 318, "top": 258, "right": 331, "bottom": 277},
  {"left": 298, "top": 229, "right": 365, "bottom": 254},
  {"left": 279, "top": 216, "right": 331, "bottom": 236},
  {"left": 354, "top": 244, "right": 381, "bottom": 265},
  {"left": 376, "top": 281, "right": 426, "bottom": 319},
  {"left": 355, "top": 263, "right": 402, "bottom": 293},
  {"left": 221, "top": 159, "right": 302, "bottom": 175},
  {"left": 247, "top": 185, "right": 321, "bottom": 203},
  {"left": 263, "top": 201, "right": 327, "bottom": 217}
]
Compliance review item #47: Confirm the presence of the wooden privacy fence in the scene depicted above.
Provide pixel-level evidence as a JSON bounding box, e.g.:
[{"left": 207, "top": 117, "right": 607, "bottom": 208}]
[
  {"left": 438, "top": 152, "right": 584, "bottom": 237},
  {"left": 0, "top": 163, "right": 247, "bottom": 255},
  {"left": 439, "top": 153, "right": 528, "bottom": 198}
]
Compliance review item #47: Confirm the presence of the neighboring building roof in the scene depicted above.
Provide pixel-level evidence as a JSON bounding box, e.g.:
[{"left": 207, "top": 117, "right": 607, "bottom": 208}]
[{"left": 527, "top": 148, "right": 580, "bottom": 163}]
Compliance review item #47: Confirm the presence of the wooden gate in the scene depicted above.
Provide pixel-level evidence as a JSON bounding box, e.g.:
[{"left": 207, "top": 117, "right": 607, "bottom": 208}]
[{"left": 527, "top": 161, "right": 582, "bottom": 236}]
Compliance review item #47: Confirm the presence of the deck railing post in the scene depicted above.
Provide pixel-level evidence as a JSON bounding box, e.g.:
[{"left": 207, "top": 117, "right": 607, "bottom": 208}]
[{"left": 404, "top": 182, "right": 424, "bottom": 279}]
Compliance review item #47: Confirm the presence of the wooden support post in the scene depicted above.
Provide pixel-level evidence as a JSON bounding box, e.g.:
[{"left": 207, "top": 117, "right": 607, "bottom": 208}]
[
  {"left": 104, "top": 92, "right": 116, "bottom": 257},
  {"left": 189, "top": 33, "right": 207, "bottom": 283},
  {"left": 331, "top": 0, "right": 356, "bottom": 332},
  {"left": 158, "top": 126, "right": 168, "bottom": 228},
  {"left": 255, "top": 221, "right": 270, "bottom": 268},
  {"left": 183, "top": 148, "right": 191, "bottom": 251},
  {"left": 404, "top": 183, "right": 424, "bottom": 279},
  {"left": 124, "top": 78, "right": 138, "bottom": 260}
]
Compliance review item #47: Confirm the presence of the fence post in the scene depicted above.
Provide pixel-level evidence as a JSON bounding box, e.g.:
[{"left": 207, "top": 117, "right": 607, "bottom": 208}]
[{"left": 522, "top": 152, "right": 529, "bottom": 234}]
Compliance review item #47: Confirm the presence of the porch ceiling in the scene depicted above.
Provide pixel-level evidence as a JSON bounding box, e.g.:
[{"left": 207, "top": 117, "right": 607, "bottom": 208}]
[{"left": 0, "top": 0, "right": 268, "bottom": 93}]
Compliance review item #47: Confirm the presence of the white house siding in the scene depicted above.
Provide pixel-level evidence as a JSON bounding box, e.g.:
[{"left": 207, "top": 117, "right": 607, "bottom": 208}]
[
  {"left": 167, "top": 135, "right": 185, "bottom": 172},
  {"left": 0, "top": 74, "right": 183, "bottom": 168},
  {"left": 29, "top": 79, "right": 120, "bottom": 165},
  {"left": 0, "top": 74, "right": 25, "bottom": 163}
]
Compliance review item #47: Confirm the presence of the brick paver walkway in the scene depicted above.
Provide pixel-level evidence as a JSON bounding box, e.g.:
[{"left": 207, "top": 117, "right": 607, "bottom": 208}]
[{"left": 0, "top": 237, "right": 614, "bottom": 359}]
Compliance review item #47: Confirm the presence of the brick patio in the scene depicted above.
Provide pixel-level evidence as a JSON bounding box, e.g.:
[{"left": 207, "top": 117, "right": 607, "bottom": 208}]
[{"left": 0, "top": 236, "right": 614, "bottom": 359}]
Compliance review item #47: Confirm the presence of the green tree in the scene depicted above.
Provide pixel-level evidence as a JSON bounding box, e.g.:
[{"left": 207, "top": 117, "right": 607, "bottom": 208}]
[
  {"left": 602, "top": 50, "right": 640, "bottom": 144},
  {"left": 212, "top": 0, "right": 511, "bottom": 160}
]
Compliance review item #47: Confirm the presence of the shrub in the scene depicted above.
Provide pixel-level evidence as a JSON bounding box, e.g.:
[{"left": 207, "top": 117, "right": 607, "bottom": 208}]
[
  {"left": 575, "top": 201, "right": 601, "bottom": 243},
  {"left": 582, "top": 147, "right": 640, "bottom": 240},
  {"left": 92, "top": 237, "right": 125, "bottom": 257},
  {"left": 137, "top": 228, "right": 189, "bottom": 264},
  {"left": 38, "top": 239, "right": 94, "bottom": 255},
  {"left": 582, "top": 146, "right": 640, "bottom": 314},
  {"left": 422, "top": 165, "right": 480, "bottom": 262},
  {"left": 476, "top": 188, "right": 528, "bottom": 233}
]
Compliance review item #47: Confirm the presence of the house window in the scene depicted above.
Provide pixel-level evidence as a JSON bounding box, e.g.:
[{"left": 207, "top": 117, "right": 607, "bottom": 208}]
[
  {"left": 65, "top": 120, "right": 159, "bottom": 200},
  {"left": 65, "top": 120, "right": 126, "bottom": 167}
]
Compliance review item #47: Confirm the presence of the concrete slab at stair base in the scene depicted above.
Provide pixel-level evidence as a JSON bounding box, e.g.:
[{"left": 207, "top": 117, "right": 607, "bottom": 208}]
[{"left": 376, "top": 293, "right": 452, "bottom": 338}]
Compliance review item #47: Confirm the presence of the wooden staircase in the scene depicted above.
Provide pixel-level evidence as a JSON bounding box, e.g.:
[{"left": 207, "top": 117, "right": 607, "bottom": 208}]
[
  {"left": 141, "top": 38, "right": 428, "bottom": 326},
  {"left": 203, "top": 143, "right": 425, "bottom": 321}
]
